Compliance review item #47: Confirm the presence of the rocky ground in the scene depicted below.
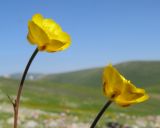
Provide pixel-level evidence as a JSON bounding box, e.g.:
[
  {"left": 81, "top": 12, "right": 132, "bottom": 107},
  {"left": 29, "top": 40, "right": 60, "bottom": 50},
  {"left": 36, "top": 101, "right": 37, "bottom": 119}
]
[
  {"left": 0, "top": 103, "right": 90, "bottom": 128},
  {"left": 0, "top": 103, "right": 160, "bottom": 128}
]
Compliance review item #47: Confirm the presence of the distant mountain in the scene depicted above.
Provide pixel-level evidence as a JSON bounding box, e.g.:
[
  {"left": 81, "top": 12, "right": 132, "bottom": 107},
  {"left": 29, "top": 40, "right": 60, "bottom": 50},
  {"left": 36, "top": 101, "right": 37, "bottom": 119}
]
[
  {"left": 2, "top": 73, "right": 45, "bottom": 80},
  {"left": 43, "top": 61, "right": 160, "bottom": 87},
  {"left": 2, "top": 60, "right": 160, "bottom": 86}
]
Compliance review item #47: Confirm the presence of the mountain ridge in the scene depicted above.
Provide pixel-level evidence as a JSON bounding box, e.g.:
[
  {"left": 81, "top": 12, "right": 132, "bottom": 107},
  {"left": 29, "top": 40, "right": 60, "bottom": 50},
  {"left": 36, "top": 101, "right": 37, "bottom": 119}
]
[
  {"left": 2, "top": 60, "right": 160, "bottom": 87},
  {"left": 42, "top": 60, "right": 160, "bottom": 87}
]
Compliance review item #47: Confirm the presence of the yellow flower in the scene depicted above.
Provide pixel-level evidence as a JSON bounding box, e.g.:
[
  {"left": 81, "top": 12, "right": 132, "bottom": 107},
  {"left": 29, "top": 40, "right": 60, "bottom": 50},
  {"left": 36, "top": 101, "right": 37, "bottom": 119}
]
[
  {"left": 27, "top": 14, "right": 71, "bottom": 52},
  {"left": 103, "top": 64, "right": 149, "bottom": 107}
]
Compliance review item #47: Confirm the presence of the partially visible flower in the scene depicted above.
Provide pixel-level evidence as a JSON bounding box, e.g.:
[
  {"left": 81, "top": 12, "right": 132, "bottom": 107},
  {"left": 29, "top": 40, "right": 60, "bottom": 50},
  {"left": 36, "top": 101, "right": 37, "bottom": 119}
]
[
  {"left": 27, "top": 13, "right": 71, "bottom": 52},
  {"left": 103, "top": 64, "right": 149, "bottom": 107}
]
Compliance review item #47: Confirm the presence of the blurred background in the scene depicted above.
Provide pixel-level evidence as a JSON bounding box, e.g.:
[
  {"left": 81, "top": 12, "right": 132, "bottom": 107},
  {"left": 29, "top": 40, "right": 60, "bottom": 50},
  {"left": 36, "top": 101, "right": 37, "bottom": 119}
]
[{"left": 0, "top": 0, "right": 160, "bottom": 127}]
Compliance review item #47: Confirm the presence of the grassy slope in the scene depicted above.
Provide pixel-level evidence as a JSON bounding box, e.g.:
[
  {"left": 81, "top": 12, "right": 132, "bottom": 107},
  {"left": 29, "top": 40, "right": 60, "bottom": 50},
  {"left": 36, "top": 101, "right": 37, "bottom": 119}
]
[
  {"left": 43, "top": 67, "right": 103, "bottom": 87},
  {"left": 0, "top": 61, "right": 160, "bottom": 118},
  {"left": 43, "top": 60, "right": 160, "bottom": 87},
  {"left": 115, "top": 61, "right": 160, "bottom": 87}
]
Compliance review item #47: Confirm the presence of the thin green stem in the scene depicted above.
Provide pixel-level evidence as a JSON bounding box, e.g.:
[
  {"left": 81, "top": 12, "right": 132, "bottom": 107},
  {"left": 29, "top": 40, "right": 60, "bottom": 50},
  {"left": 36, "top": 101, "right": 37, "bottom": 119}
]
[
  {"left": 90, "top": 100, "right": 112, "bottom": 128},
  {"left": 13, "top": 48, "right": 39, "bottom": 128}
]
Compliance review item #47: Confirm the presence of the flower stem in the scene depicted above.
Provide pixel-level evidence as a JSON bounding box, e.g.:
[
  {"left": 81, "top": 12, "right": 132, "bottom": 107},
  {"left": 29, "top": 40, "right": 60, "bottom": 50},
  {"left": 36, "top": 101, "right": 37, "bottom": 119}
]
[
  {"left": 13, "top": 48, "right": 39, "bottom": 128},
  {"left": 90, "top": 100, "right": 112, "bottom": 128}
]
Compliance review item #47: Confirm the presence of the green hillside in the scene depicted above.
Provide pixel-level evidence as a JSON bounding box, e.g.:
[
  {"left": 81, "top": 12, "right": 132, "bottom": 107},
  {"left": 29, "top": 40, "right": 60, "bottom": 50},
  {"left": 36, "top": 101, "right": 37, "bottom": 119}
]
[
  {"left": 43, "top": 60, "right": 160, "bottom": 88},
  {"left": 115, "top": 61, "right": 160, "bottom": 87},
  {"left": 42, "top": 67, "right": 103, "bottom": 87},
  {"left": 0, "top": 61, "right": 160, "bottom": 120}
]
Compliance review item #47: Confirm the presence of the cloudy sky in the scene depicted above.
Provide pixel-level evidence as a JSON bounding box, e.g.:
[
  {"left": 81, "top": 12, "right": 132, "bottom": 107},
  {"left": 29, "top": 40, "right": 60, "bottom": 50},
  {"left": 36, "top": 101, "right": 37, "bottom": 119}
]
[{"left": 0, "top": 0, "right": 160, "bottom": 75}]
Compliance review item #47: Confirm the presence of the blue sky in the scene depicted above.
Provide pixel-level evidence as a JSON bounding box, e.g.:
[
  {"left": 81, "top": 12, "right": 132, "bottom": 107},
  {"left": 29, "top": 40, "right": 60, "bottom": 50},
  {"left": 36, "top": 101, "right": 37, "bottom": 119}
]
[{"left": 0, "top": 0, "right": 160, "bottom": 75}]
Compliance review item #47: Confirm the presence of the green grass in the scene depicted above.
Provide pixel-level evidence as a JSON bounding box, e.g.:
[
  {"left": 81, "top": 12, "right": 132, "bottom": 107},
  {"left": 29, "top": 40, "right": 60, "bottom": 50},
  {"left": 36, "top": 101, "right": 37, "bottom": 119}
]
[
  {"left": 0, "top": 79, "right": 159, "bottom": 118},
  {"left": 0, "top": 61, "right": 160, "bottom": 120}
]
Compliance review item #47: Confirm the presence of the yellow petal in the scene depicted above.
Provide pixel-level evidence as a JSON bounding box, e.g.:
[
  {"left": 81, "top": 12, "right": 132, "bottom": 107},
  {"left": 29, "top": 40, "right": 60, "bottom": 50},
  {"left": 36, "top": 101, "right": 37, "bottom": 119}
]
[
  {"left": 28, "top": 21, "right": 49, "bottom": 48},
  {"left": 103, "top": 64, "right": 125, "bottom": 99},
  {"left": 32, "top": 13, "right": 43, "bottom": 27},
  {"left": 27, "top": 31, "right": 36, "bottom": 45},
  {"left": 59, "top": 41, "right": 71, "bottom": 51},
  {"left": 42, "top": 19, "right": 62, "bottom": 38},
  {"left": 45, "top": 40, "right": 65, "bottom": 52},
  {"left": 115, "top": 93, "right": 149, "bottom": 107},
  {"left": 56, "top": 32, "right": 71, "bottom": 44},
  {"left": 114, "top": 82, "right": 149, "bottom": 106}
]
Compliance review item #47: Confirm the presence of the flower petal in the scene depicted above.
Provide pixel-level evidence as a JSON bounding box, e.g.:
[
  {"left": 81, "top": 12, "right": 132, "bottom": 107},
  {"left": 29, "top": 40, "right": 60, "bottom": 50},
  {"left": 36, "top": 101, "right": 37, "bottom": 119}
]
[
  {"left": 115, "top": 93, "right": 149, "bottom": 107},
  {"left": 32, "top": 13, "right": 43, "bottom": 27},
  {"left": 57, "top": 32, "right": 71, "bottom": 43},
  {"left": 45, "top": 40, "right": 65, "bottom": 52},
  {"left": 114, "top": 82, "right": 149, "bottom": 106},
  {"left": 28, "top": 21, "right": 49, "bottom": 48},
  {"left": 42, "top": 19, "right": 62, "bottom": 38},
  {"left": 103, "top": 64, "right": 125, "bottom": 99}
]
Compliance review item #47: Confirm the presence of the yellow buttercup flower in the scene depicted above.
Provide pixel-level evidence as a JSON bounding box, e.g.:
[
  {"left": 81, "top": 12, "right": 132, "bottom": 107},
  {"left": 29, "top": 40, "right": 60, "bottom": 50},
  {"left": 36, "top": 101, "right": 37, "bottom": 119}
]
[
  {"left": 27, "top": 14, "right": 71, "bottom": 52},
  {"left": 103, "top": 64, "right": 149, "bottom": 107}
]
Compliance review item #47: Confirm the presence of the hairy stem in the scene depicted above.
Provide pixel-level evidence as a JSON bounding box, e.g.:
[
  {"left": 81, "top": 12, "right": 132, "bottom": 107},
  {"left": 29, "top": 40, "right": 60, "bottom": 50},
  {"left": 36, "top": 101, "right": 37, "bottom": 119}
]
[
  {"left": 90, "top": 100, "right": 112, "bottom": 128},
  {"left": 13, "top": 48, "right": 39, "bottom": 128}
]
